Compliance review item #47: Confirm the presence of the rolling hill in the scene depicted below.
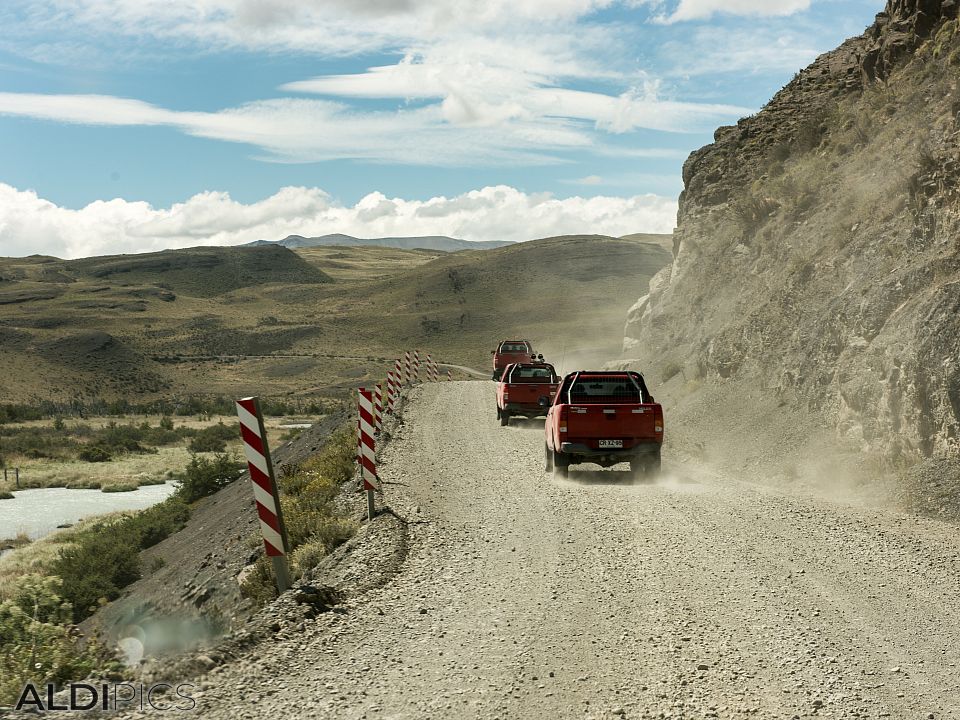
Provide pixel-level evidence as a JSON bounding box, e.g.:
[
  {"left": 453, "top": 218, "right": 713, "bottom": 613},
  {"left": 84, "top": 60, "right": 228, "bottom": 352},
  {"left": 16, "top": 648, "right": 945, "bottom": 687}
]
[
  {"left": 0, "top": 235, "right": 670, "bottom": 405},
  {"left": 248, "top": 233, "right": 513, "bottom": 252}
]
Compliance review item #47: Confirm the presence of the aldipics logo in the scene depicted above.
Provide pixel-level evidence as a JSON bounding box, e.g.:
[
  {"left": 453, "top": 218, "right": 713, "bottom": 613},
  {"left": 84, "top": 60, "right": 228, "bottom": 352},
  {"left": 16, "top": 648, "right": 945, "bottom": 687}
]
[{"left": 15, "top": 683, "right": 197, "bottom": 712}]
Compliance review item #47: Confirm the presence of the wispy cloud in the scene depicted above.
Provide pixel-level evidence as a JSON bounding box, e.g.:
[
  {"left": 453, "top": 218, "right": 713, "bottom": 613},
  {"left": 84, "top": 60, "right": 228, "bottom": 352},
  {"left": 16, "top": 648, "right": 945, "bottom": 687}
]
[
  {"left": 660, "top": 26, "right": 822, "bottom": 76},
  {"left": 0, "top": 89, "right": 749, "bottom": 165},
  {"left": 637, "top": 0, "right": 812, "bottom": 24},
  {"left": 0, "top": 182, "right": 678, "bottom": 259}
]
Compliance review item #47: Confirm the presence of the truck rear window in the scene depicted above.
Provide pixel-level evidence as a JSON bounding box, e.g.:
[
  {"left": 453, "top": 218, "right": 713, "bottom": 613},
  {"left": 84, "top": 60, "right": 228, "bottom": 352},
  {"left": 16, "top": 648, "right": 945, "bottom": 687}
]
[
  {"left": 500, "top": 343, "right": 529, "bottom": 353},
  {"left": 568, "top": 378, "right": 643, "bottom": 403},
  {"left": 509, "top": 366, "right": 555, "bottom": 382}
]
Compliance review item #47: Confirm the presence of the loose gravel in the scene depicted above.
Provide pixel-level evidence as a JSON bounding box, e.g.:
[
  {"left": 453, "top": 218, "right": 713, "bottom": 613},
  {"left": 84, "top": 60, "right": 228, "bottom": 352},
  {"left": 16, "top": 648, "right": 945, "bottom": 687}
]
[{"left": 126, "top": 381, "right": 960, "bottom": 720}]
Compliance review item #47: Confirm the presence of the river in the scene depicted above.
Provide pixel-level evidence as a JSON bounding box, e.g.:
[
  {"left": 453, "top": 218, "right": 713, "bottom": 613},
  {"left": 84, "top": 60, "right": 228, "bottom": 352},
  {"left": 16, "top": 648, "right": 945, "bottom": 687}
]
[{"left": 0, "top": 483, "right": 178, "bottom": 541}]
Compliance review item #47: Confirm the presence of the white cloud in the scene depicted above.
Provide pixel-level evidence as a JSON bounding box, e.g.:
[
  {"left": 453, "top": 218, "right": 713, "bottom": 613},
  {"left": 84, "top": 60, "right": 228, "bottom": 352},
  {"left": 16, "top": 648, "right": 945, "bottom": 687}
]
[
  {"left": 0, "top": 88, "right": 749, "bottom": 166},
  {"left": 0, "top": 183, "right": 677, "bottom": 259},
  {"left": 661, "top": 27, "right": 821, "bottom": 75},
  {"left": 653, "top": 0, "right": 811, "bottom": 23},
  {"left": 6, "top": 0, "right": 618, "bottom": 55}
]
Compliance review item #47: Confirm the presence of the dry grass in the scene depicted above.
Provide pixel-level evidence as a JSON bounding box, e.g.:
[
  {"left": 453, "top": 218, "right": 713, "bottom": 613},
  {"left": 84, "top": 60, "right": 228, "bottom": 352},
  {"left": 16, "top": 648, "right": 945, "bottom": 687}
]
[
  {"left": 0, "top": 414, "right": 303, "bottom": 492},
  {"left": 0, "top": 237, "right": 672, "bottom": 406}
]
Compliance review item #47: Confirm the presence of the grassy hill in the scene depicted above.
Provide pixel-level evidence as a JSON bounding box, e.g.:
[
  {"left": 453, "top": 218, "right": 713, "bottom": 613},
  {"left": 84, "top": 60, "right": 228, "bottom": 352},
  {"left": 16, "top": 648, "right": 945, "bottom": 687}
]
[
  {"left": 250, "top": 233, "right": 513, "bottom": 252},
  {"left": 0, "top": 235, "right": 670, "bottom": 405}
]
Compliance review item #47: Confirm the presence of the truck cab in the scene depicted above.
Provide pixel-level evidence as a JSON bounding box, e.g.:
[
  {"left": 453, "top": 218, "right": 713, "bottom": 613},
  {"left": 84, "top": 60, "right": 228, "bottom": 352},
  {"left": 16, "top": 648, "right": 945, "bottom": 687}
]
[
  {"left": 544, "top": 371, "right": 663, "bottom": 479},
  {"left": 491, "top": 340, "right": 534, "bottom": 381},
  {"left": 496, "top": 360, "right": 559, "bottom": 426}
]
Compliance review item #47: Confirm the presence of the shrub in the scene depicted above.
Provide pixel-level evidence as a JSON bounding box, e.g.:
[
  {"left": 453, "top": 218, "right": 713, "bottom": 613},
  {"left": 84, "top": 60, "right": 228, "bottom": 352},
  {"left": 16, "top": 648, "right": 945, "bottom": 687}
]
[
  {"left": 0, "top": 575, "right": 100, "bottom": 705},
  {"left": 175, "top": 453, "right": 244, "bottom": 503},
  {"left": 51, "top": 496, "right": 189, "bottom": 622},
  {"left": 78, "top": 445, "right": 112, "bottom": 463},
  {"left": 187, "top": 422, "right": 235, "bottom": 454}
]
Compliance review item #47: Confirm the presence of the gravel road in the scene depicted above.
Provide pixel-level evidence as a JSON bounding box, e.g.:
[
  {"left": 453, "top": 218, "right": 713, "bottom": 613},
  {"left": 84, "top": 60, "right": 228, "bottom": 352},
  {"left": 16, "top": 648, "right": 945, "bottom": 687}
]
[{"left": 185, "top": 381, "right": 960, "bottom": 720}]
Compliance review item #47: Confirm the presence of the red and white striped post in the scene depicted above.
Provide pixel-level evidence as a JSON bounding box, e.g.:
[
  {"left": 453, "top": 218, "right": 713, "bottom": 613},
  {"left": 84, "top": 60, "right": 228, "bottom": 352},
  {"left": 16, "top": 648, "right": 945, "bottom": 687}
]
[
  {"left": 374, "top": 382, "right": 383, "bottom": 433},
  {"left": 413, "top": 349, "right": 421, "bottom": 383},
  {"left": 235, "top": 397, "right": 292, "bottom": 592},
  {"left": 394, "top": 358, "right": 403, "bottom": 394},
  {"left": 404, "top": 351, "right": 412, "bottom": 385},
  {"left": 447, "top": 369, "right": 452, "bottom": 381},
  {"left": 430, "top": 358, "right": 439, "bottom": 382},
  {"left": 425, "top": 354, "right": 434, "bottom": 382},
  {"left": 384, "top": 370, "right": 395, "bottom": 414},
  {"left": 358, "top": 388, "right": 379, "bottom": 520}
]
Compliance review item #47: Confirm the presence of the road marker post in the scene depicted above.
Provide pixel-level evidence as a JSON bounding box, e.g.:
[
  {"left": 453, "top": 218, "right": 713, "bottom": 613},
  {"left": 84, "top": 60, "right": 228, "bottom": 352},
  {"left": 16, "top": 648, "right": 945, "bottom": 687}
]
[
  {"left": 385, "top": 370, "right": 394, "bottom": 414},
  {"left": 447, "top": 369, "right": 452, "bottom": 381},
  {"left": 358, "top": 388, "right": 380, "bottom": 520},
  {"left": 413, "top": 350, "right": 421, "bottom": 383},
  {"left": 404, "top": 351, "right": 412, "bottom": 385},
  {"left": 235, "top": 396, "right": 292, "bottom": 593},
  {"left": 374, "top": 382, "right": 383, "bottom": 433},
  {"left": 425, "top": 354, "right": 434, "bottom": 382}
]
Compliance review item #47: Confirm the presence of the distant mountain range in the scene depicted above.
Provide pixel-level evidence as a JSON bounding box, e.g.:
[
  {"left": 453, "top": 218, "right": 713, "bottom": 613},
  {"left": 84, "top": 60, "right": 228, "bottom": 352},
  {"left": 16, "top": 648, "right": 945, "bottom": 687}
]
[{"left": 246, "top": 233, "right": 514, "bottom": 252}]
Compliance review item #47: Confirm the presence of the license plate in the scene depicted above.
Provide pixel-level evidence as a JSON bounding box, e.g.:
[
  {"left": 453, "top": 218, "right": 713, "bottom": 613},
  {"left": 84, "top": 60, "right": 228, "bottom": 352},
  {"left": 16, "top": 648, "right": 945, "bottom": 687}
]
[{"left": 598, "top": 439, "right": 623, "bottom": 449}]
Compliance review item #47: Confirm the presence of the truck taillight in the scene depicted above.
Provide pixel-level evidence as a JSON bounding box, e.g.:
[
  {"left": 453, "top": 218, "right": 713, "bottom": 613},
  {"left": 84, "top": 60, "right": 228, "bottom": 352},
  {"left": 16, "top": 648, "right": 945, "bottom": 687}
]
[
  {"left": 559, "top": 406, "right": 568, "bottom": 433},
  {"left": 503, "top": 392, "right": 509, "bottom": 401},
  {"left": 654, "top": 406, "right": 663, "bottom": 434}
]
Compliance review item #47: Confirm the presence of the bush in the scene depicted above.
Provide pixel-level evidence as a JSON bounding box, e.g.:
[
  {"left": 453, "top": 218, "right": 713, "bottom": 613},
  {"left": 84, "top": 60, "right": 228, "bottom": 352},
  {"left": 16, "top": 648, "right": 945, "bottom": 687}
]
[
  {"left": 186, "top": 422, "right": 236, "bottom": 454},
  {"left": 78, "top": 445, "right": 112, "bottom": 463},
  {"left": 175, "top": 453, "right": 244, "bottom": 503},
  {"left": 50, "top": 497, "right": 190, "bottom": 622},
  {"left": 0, "top": 575, "right": 100, "bottom": 705}
]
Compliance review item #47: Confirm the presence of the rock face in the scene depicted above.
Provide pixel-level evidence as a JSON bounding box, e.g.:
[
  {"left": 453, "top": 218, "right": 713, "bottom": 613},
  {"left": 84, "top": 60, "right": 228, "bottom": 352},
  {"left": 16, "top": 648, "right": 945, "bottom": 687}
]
[{"left": 626, "top": 0, "right": 960, "bottom": 463}]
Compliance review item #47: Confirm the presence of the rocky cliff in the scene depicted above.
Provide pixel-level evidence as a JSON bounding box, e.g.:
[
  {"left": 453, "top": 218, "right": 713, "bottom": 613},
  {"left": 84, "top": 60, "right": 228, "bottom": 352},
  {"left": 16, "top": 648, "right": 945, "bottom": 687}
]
[{"left": 625, "top": 0, "right": 960, "bottom": 481}]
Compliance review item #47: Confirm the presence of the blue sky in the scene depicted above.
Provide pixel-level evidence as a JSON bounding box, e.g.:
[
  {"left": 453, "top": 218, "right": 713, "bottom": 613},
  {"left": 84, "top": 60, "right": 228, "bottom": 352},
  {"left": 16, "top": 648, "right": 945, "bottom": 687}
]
[{"left": 0, "top": 0, "right": 882, "bottom": 258}]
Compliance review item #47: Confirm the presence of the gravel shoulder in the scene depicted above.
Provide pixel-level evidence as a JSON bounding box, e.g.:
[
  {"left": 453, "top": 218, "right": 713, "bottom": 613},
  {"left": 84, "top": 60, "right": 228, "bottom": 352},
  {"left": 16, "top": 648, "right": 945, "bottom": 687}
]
[{"left": 177, "top": 381, "right": 960, "bottom": 720}]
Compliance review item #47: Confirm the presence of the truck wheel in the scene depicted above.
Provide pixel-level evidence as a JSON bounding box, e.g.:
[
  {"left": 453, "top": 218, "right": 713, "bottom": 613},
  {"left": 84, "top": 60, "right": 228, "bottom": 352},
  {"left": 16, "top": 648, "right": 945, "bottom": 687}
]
[
  {"left": 544, "top": 444, "right": 554, "bottom": 471},
  {"left": 500, "top": 410, "right": 510, "bottom": 427},
  {"left": 496, "top": 406, "right": 501, "bottom": 421},
  {"left": 553, "top": 451, "right": 569, "bottom": 478},
  {"left": 648, "top": 453, "right": 662, "bottom": 477},
  {"left": 629, "top": 457, "right": 651, "bottom": 482}
]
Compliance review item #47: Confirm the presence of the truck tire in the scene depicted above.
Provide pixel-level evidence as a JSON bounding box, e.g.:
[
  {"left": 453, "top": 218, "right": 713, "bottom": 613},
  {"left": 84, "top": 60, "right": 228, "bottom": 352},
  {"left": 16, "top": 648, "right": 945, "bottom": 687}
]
[
  {"left": 500, "top": 410, "right": 510, "bottom": 427},
  {"left": 544, "top": 444, "right": 554, "bottom": 471},
  {"left": 553, "top": 451, "right": 570, "bottom": 478},
  {"left": 496, "top": 406, "right": 501, "bottom": 421},
  {"left": 648, "top": 452, "right": 662, "bottom": 477},
  {"left": 629, "top": 457, "right": 649, "bottom": 481}
]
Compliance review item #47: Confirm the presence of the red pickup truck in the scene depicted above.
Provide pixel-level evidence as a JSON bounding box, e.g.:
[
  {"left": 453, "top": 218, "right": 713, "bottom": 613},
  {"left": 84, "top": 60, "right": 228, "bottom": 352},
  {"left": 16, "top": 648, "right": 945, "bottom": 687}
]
[
  {"left": 496, "top": 361, "right": 560, "bottom": 426},
  {"left": 491, "top": 339, "right": 534, "bottom": 381},
  {"left": 544, "top": 371, "right": 663, "bottom": 479}
]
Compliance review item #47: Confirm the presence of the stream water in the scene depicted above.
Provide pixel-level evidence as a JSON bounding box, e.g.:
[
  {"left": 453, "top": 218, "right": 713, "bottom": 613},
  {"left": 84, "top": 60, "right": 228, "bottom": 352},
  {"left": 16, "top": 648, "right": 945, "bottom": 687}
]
[{"left": 0, "top": 483, "right": 177, "bottom": 541}]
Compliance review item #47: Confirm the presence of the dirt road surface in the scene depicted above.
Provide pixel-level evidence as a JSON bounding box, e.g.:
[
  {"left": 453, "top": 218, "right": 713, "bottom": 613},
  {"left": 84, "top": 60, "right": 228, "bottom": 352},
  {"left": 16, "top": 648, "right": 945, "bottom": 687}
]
[{"left": 188, "top": 382, "right": 960, "bottom": 720}]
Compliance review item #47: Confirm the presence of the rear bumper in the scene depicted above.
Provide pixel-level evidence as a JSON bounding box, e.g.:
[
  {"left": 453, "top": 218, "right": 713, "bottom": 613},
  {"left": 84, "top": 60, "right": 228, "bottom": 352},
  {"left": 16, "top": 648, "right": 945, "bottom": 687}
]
[
  {"left": 560, "top": 441, "right": 661, "bottom": 458},
  {"left": 503, "top": 403, "right": 548, "bottom": 416}
]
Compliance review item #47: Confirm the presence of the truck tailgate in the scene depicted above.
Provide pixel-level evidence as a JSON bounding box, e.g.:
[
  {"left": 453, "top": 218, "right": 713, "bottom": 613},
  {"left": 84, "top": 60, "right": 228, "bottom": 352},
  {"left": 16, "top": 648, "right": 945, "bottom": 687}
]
[
  {"left": 565, "top": 404, "right": 661, "bottom": 447},
  {"left": 505, "top": 382, "right": 557, "bottom": 404}
]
